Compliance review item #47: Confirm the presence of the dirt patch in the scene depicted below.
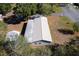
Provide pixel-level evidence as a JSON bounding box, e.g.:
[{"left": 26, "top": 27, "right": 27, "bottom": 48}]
[
  {"left": 7, "top": 21, "right": 27, "bottom": 33},
  {"left": 47, "top": 16, "right": 74, "bottom": 45}
]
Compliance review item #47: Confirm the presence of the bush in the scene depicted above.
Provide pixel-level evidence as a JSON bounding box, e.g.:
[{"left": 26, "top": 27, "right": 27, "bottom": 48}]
[
  {"left": 0, "top": 4, "right": 12, "bottom": 15},
  {"left": 73, "top": 22, "right": 79, "bottom": 32}
]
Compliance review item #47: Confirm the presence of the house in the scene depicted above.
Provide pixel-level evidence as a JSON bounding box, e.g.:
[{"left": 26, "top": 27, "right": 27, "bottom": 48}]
[{"left": 24, "top": 16, "right": 52, "bottom": 45}]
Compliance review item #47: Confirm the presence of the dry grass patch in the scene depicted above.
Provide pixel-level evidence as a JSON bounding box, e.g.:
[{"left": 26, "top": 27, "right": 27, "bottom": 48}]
[
  {"left": 47, "top": 16, "right": 74, "bottom": 45},
  {"left": 59, "top": 16, "right": 74, "bottom": 30}
]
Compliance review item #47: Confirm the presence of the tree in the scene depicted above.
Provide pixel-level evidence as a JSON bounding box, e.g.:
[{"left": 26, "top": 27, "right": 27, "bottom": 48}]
[
  {"left": 49, "top": 38, "right": 79, "bottom": 56},
  {"left": 14, "top": 4, "right": 54, "bottom": 18},
  {"left": 0, "top": 34, "right": 7, "bottom": 56},
  {"left": 14, "top": 4, "right": 37, "bottom": 18},
  {"left": 0, "top": 4, "right": 12, "bottom": 15},
  {"left": 52, "top": 4, "right": 62, "bottom": 13},
  {"left": 13, "top": 35, "right": 52, "bottom": 56},
  {"left": 0, "top": 22, "right": 8, "bottom": 56},
  {"left": 37, "top": 4, "right": 52, "bottom": 15}
]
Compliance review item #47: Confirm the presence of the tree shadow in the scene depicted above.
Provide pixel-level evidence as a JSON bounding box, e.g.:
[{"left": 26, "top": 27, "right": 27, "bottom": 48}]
[
  {"left": 57, "top": 29, "right": 74, "bottom": 35},
  {"left": 3, "top": 15, "right": 26, "bottom": 24}
]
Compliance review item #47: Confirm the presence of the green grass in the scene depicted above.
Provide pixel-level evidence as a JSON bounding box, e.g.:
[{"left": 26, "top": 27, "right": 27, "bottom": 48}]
[
  {"left": 0, "top": 21, "right": 7, "bottom": 30},
  {"left": 59, "top": 16, "right": 74, "bottom": 30}
]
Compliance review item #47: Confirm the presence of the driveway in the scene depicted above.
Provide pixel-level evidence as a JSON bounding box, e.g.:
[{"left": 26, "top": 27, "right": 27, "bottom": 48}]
[
  {"left": 62, "top": 6, "right": 79, "bottom": 22},
  {"left": 52, "top": 4, "right": 79, "bottom": 22}
]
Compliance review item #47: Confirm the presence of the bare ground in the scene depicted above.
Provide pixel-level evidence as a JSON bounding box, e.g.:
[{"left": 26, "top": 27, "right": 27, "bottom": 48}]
[
  {"left": 47, "top": 16, "right": 74, "bottom": 45},
  {"left": 7, "top": 21, "right": 27, "bottom": 32}
]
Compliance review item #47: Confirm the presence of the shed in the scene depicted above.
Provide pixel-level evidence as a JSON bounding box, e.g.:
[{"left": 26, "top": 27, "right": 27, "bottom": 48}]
[
  {"left": 5, "top": 30, "right": 20, "bottom": 49},
  {"left": 24, "top": 16, "right": 52, "bottom": 45},
  {"left": 6, "top": 30, "right": 20, "bottom": 41}
]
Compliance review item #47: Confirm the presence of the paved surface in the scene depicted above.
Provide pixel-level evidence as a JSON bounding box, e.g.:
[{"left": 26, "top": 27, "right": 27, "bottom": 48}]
[
  {"left": 61, "top": 5, "right": 79, "bottom": 22},
  {"left": 52, "top": 5, "right": 79, "bottom": 22}
]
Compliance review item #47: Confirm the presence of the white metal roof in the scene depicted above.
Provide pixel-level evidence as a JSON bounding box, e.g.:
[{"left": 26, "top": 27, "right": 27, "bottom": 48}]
[
  {"left": 24, "top": 20, "right": 33, "bottom": 42},
  {"left": 24, "top": 16, "right": 52, "bottom": 43},
  {"left": 6, "top": 30, "right": 20, "bottom": 41}
]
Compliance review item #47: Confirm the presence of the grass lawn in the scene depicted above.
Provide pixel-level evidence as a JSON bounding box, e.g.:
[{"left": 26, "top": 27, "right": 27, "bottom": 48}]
[{"left": 59, "top": 16, "right": 74, "bottom": 30}]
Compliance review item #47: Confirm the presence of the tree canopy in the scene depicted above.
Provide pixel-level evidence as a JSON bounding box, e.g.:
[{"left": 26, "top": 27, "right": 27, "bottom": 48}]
[
  {"left": 14, "top": 4, "right": 54, "bottom": 17},
  {"left": 0, "top": 4, "right": 12, "bottom": 15}
]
